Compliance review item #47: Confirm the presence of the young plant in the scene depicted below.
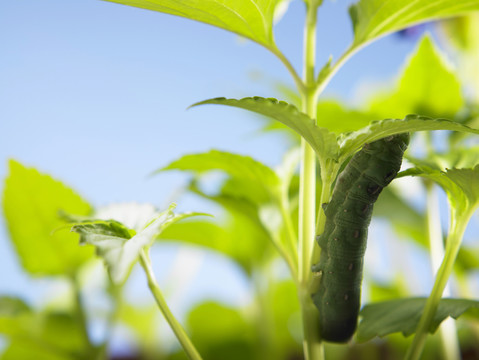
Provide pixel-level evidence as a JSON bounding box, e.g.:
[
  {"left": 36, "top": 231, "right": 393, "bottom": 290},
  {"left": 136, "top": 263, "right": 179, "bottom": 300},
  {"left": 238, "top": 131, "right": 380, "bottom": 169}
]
[{"left": 3, "top": 1, "right": 479, "bottom": 360}]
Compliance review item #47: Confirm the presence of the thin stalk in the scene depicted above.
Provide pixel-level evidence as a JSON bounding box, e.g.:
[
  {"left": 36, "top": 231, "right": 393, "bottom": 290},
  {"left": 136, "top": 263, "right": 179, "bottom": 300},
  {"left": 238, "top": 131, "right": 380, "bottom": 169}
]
[
  {"left": 405, "top": 210, "right": 471, "bottom": 360},
  {"left": 71, "top": 274, "right": 97, "bottom": 358},
  {"left": 139, "top": 250, "right": 203, "bottom": 360},
  {"left": 297, "top": 2, "right": 324, "bottom": 360},
  {"left": 270, "top": 45, "right": 306, "bottom": 93},
  {"left": 425, "top": 183, "right": 461, "bottom": 360},
  {"left": 298, "top": 139, "right": 317, "bottom": 284}
]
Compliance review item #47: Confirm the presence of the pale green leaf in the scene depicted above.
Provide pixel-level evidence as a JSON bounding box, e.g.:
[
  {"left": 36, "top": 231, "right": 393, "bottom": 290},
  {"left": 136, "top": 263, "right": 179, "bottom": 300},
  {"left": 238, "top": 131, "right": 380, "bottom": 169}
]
[
  {"left": 349, "top": 0, "right": 479, "bottom": 48},
  {"left": 159, "top": 149, "right": 281, "bottom": 200},
  {"left": 315, "top": 100, "right": 376, "bottom": 134},
  {"left": 116, "top": 300, "right": 159, "bottom": 351},
  {"left": 370, "top": 35, "right": 464, "bottom": 119},
  {"left": 2, "top": 160, "right": 93, "bottom": 275},
  {"left": 0, "top": 306, "right": 89, "bottom": 360},
  {"left": 440, "top": 13, "right": 479, "bottom": 51},
  {"left": 159, "top": 193, "right": 273, "bottom": 274},
  {"left": 158, "top": 219, "right": 261, "bottom": 273},
  {"left": 94, "top": 202, "right": 158, "bottom": 231},
  {"left": 338, "top": 114, "right": 479, "bottom": 160},
  {"left": 192, "top": 97, "right": 339, "bottom": 161},
  {"left": 357, "top": 297, "right": 479, "bottom": 341},
  {"left": 185, "top": 302, "right": 257, "bottom": 360},
  {"left": 70, "top": 204, "right": 205, "bottom": 283},
  {"left": 0, "top": 297, "right": 30, "bottom": 317},
  {"left": 1, "top": 342, "right": 71, "bottom": 360},
  {"left": 406, "top": 146, "right": 479, "bottom": 170},
  {"left": 374, "top": 187, "right": 427, "bottom": 247},
  {"left": 103, "top": 0, "right": 281, "bottom": 48}
]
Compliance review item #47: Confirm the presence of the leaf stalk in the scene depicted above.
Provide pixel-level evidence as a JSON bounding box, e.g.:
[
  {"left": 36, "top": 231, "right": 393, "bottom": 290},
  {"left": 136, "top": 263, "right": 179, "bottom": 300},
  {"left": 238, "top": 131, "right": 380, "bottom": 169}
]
[
  {"left": 405, "top": 208, "right": 472, "bottom": 360},
  {"left": 139, "top": 250, "right": 203, "bottom": 360}
]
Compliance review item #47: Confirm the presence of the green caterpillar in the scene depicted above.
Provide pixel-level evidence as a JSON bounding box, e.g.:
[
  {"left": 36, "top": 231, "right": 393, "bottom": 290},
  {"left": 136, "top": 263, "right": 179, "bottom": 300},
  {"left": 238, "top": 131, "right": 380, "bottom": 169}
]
[{"left": 312, "top": 133, "right": 410, "bottom": 343}]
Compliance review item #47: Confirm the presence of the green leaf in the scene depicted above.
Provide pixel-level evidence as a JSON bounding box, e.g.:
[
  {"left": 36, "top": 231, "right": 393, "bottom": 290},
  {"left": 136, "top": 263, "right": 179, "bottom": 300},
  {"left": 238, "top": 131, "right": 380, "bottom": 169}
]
[
  {"left": 116, "top": 300, "right": 160, "bottom": 352},
  {"left": 357, "top": 297, "right": 479, "bottom": 341},
  {"left": 405, "top": 146, "right": 479, "bottom": 170},
  {"left": 1, "top": 341, "right": 71, "bottom": 360},
  {"left": 315, "top": 100, "right": 376, "bottom": 135},
  {"left": 456, "top": 246, "right": 479, "bottom": 273},
  {"left": 2, "top": 160, "right": 93, "bottom": 276},
  {"left": 185, "top": 302, "right": 258, "bottom": 360},
  {"left": 103, "top": 0, "right": 281, "bottom": 49},
  {"left": 338, "top": 114, "right": 479, "bottom": 160},
  {"left": 159, "top": 149, "right": 281, "bottom": 201},
  {"left": 158, "top": 198, "right": 273, "bottom": 274},
  {"left": 370, "top": 35, "right": 464, "bottom": 119},
  {"left": 70, "top": 203, "right": 205, "bottom": 283},
  {"left": 0, "top": 297, "right": 30, "bottom": 317},
  {"left": 349, "top": 0, "right": 479, "bottom": 48},
  {"left": 259, "top": 99, "right": 375, "bottom": 140},
  {"left": 0, "top": 305, "right": 89, "bottom": 360},
  {"left": 374, "top": 186, "right": 428, "bottom": 247},
  {"left": 402, "top": 165, "right": 479, "bottom": 213},
  {"left": 158, "top": 219, "right": 253, "bottom": 270},
  {"left": 440, "top": 13, "right": 479, "bottom": 51},
  {"left": 268, "top": 280, "right": 302, "bottom": 353},
  {"left": 192, "top": 97, "right": 339, "bottom": 161}
]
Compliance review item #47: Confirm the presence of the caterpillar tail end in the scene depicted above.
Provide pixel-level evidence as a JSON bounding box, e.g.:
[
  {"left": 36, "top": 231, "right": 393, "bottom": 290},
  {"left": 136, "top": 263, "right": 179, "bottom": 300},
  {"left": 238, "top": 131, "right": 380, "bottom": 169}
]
[{"left": 311, "top": 291, "right": 357, "bottom": 343}]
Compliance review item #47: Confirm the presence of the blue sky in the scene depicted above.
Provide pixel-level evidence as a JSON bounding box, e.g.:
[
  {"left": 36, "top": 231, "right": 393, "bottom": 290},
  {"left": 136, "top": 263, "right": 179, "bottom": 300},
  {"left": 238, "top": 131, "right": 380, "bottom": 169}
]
[{"left": 0, "top": 0, "right": 425, "bottom": 308}]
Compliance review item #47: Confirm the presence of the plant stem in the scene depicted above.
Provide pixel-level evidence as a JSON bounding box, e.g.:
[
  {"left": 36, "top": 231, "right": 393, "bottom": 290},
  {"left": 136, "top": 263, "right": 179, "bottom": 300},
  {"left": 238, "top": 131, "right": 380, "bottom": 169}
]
[
  {"left": 297, "top": 2, "right": 325, "bottom": 360},
  {"left": 139, "top": 250, "right": 203, "bottom": 360},
  {"left": 405, "top": 209, "right": 471, "bottom": 360},
  {"left": 425, "top": 182, "right": 461, "bottom": 360}
]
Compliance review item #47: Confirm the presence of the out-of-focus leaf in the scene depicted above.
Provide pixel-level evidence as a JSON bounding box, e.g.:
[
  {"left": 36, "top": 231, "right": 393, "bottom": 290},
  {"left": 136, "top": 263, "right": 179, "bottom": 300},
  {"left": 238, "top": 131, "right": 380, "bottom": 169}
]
[
  {"left": 159, "top": 219, "right": 257, "bottom": 273},
  {"left": 338, "top": 115, "right": 479, "bottom": 161},
  {"left": 456, "top": 246, "right": 479, "bottom": 273},
  {"left": 268, "top": 281, "right": 302, "bottom": 355},
  {"left": 159, "top": 196, "right": 273, "bottom": 274},
  {"left": 357, "top": 297, "right": 479, "bottom": 342},
  {"left": 316, "top": 100, "right": 376, "bottom": 134},
  {"left": 349, "top": 0, "right": 479, "bottom": 49},
  {"left": 116, "top": 300, "right": 160, "bottom": 352},
  {"left": 193, "top": 97, "right": 340, "bottom": 161},
  {"left": 402, "top": 165, "right": 479, "bottom": 214},
  {"left": 370, "top": 35, "right": 464, "bottom": 119},
  {"left": 159, "top": 150, "right": 281, "bottom": 201},
  {"left": 440, "top": 13, "right": 479, "bottom": 51},
  {"left": 2, "top": 160, "right": 93, "bottom": 276},
  {"left": 102, "top": 0, "right": 282, "bottom": 49},
  {"left": 1, "top": 341, "right": 69, "bottom": 360},
  {"left": 0, "top": 303, "right": 89, "bottom": 360},
  {"left": 374, "top": 187, "right": 427, "bottom": 247},
  {"left": 368, "top": 277, "right": 409, "bottom": 303},
  {"left": 185, "top": 302, "right": 258, "bottom": 360},
  {"left": 0, "top": 297, "right": 30, "bottom": 317},
  {"left": 407, "top": 146, "right": 479, "bottom": 170}
]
